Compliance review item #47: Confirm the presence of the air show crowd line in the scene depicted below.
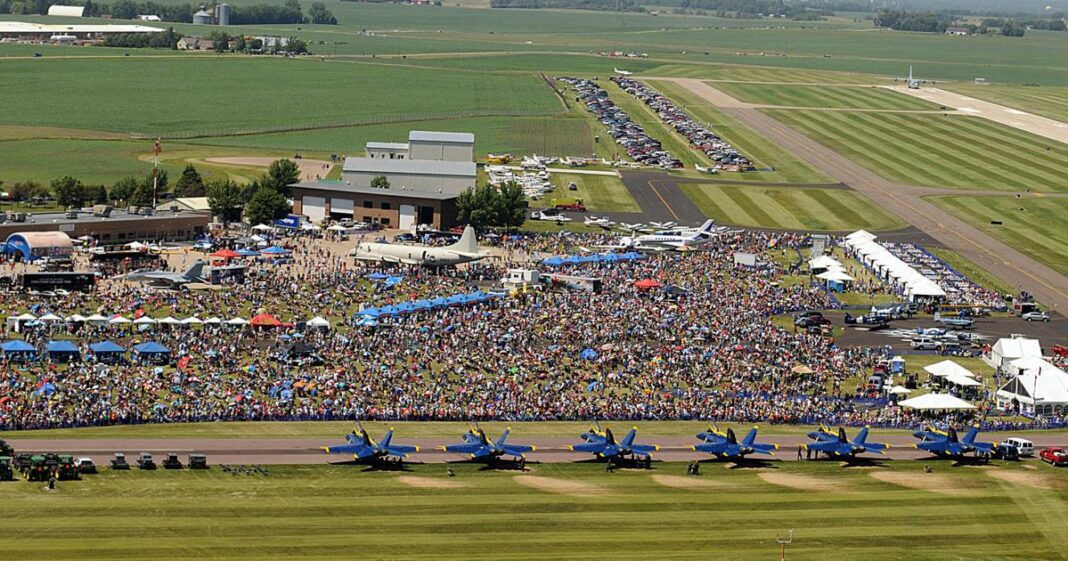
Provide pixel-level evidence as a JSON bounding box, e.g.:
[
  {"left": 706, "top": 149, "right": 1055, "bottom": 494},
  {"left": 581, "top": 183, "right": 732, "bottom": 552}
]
[{"left": 0, "top": 230, "right": 954, "bottom": 431}]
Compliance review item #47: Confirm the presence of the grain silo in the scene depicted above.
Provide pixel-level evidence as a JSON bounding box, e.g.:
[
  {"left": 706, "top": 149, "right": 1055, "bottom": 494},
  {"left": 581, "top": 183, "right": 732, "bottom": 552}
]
[
  {"left": 192, "top": 9, "right": 213, "bottom": 24},
  {"left": 217, "top": 3, "right": 230, "bottom": 26}
]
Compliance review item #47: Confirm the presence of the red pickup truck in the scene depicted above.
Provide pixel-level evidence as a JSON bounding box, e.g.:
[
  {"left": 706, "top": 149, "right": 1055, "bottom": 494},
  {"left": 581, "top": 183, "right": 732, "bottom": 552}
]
[{"left": 1040, "top": 447, "right": 1068, "bottom": 466}]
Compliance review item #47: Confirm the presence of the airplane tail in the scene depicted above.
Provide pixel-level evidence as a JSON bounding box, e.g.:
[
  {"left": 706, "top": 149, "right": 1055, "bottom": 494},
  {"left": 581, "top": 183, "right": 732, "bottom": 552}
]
[
  {"left": 839, "top": 426, "right": 850, "bottom": 443},
  {"left": 495, "top": 428, "right": 511, "bottom": 449},
  {"left": 947, "top": 427, "right": 960, "bottom": 443},
  {"left": 184, "top": 260, "right": 206, "bottom": 281},
  {"left": 379, "top": 429, "right": 393, "bottom": 448},
  {"left": 448, "top": 226, "right": 479, "bottom": 254},
  {"left": 726, "top": 427, "right": 738, "bottom": 444},
  {"left": 854, "top": 427, "right": 869, "bottom": 445},
  {"left": 620, "top": 428, "right": 638, "bottom": 449},
  {"left": 961, "top": 425, "right": 979, "bottom": 445},
  {"left": 741, "top": 427, "right": 758, "bottom": 448},
  {"left": 693, "top": 219, "right": 715, "bottom": 237},
  {"left": 933, "top": 311, "right": 942, "bottom": 322},
  {"left": 604, "top": 428, "right": 616, "bottom": 446}
]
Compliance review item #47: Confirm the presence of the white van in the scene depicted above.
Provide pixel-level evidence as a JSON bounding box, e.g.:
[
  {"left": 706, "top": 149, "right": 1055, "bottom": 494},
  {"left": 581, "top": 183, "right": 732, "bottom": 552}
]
[
  {"left": 911, "top": 337, "right": 938, "bottom": 350},
  {"left": 1000, "top": 437, "right": 1034, "bottom": 457}
]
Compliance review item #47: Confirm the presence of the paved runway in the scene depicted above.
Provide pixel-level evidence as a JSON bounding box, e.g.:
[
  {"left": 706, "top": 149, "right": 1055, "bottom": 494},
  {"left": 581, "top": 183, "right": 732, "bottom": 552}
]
[{"left": 8, "top": 433, "right": 1066, "bottom": 465}]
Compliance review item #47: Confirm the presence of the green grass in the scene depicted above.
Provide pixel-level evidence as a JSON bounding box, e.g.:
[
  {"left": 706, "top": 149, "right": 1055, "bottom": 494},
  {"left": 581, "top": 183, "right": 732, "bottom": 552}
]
[
  {"left": 765, "top": 110, "right": 1068, "bottom": 192},
  {"left": 0, "top": 57, "right": 563, "bottom": 137},
  {"left": 679, "top": 183, "right": 906, "bottom": 232},
  {"left": 925, "top": 195, "right": 1068, "bottom": 279},
  {"left": 546, "top": 173, "right": 639, "bottom": 213},
  {"left": 647, "top": 80, "right": 834, "bottom": 184},
  {"left": 926, "top": 247, "right": 1018, "bottom": 296},
  {"left": 2, "top": 460, "right": 1065, "bottom": 560},
  {"left": 644, "top": 63, "right": 877, "bottom": 85},
  {"left": 946, "top": 83, "right": 1068, "bottom": 124},
  {"left": 711, "top": 82, "right": 940, "bottom": 110}
]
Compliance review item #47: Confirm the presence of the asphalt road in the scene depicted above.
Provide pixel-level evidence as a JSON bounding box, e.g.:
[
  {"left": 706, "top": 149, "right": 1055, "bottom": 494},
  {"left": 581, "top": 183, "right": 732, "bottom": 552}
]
[
  {"left": 8, "top": 433, "right": 1067, "bottom": 465},
  {"left": 658, "top": 78, "right": 1068, "bottom": 312}
]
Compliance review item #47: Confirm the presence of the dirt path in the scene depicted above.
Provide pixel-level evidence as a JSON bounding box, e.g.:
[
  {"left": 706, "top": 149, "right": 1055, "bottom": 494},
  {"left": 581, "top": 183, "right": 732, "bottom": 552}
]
[
  {"left": 657, "top": 77, "right": 1068, "bottom": 311},
  {"left": 205, "top": 157, "right": 334, "bottom": 182}
]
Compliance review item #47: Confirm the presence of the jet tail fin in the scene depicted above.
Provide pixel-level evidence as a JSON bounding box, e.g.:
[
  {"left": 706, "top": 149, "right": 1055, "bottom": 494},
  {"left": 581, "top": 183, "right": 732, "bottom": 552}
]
[
  {"left": 184, "top": 260, "right": 205, "bottom": 281},
  {"left": 838, "top": 426, "right": 849, "bottom": 443},
  {"left": 620, "top": 428, "right": 637, "bottom": 449},
  {"left": 448, "top": 226, "right": 478, "bottom": 254},
  {"left": 961, "top": 425, "right": 979, "bottom": 445},
  {"left": 854, "top": 427, "right": 869, "bottom": 445},
  {"left": 742, "top": 427, "right": 758, "bottom": 448}
]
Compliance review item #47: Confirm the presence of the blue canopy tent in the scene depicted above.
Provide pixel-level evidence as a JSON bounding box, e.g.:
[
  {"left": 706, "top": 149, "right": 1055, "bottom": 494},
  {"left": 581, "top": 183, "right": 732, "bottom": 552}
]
[
  {"left": 540, "top": 256, "right": 565, "bottom": 267},
  {"left": 383, "top": 275, "right": 405, "bottom": 289},
  {"left": 1, "top": 340, "right": 36, "bottom": 360},
  {"left": 580, "top": 348, "right": 599, "bottom": 360},
  {"left": 355, "top": 307, "right": 383, "bottom": 319},
  {"left": 133, "top": 342, "right": 171, "bottom": 364},
  {"left": 46, "top": 340, "right": 81, "bottom": 361},
  {"left": 90, "top": 341, "right": 126, "bottom": 363},
  {"left": 366, "top": 272, "right": 389, "bottom": 281},
  {"left": 237, "top": 248, "right": 260, "bottom": 257},
  {"left": 260, "top": 246, "right": 290, "bottom": 255},
  {"left": 35, "top": 382, "right": 57, "bottom": 397}
]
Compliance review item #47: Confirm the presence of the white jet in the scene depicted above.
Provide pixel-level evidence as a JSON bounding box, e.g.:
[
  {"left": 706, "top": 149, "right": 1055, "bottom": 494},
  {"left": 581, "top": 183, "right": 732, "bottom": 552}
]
[
  {"left": 614, "top": 68, "right": 634, "bottom": 76},
  {"left": 350, "top": 226, "right": 488, "bottom": 267},
  {"left": 605, "top": 219, "right": 719, "bottom": 251}
]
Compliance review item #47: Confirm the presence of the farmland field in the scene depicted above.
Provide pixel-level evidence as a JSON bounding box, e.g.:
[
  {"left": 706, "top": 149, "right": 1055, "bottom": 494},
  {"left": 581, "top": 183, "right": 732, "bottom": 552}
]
[
  {"left": 680, "top": 183, "right": 906, "bottom": 232},
  {"left": 926, "top": 195, "right": 1068, "bottom": 278},
  {"left": 764, "top": 110, "right": 1068, "bottom": 192},
  {"left": 710, "top": 82, "right": 940, "bottom": 110},
  {"left": 646, "top": 80, "right": 833, "bottom": 184},
  {"left": 2, "top": 461, "right": 1066, "bottom": 561}
]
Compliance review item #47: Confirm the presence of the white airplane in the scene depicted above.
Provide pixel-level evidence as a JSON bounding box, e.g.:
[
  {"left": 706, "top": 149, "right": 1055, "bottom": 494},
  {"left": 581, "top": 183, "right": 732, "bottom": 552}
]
[
  {"left": 648, "top": 221, "right": 677, "bottom": 230},
  {"left": 695, "top": 164, "right": 718, "bottom": 175},
  {"left": 907, "top": 66, "right": 919, "bottom": 89},
  {"left": 614, "top": 68, "right": 633, "bottom": 76},
  {"left": 584, "top": 215, "right": 614, "bottom": 229},
  {"left": 350, "top": 226, "right": 488, "bottom": 267},
  {"left": 605, "top": 219, "right": 718, "bottom": 251}
]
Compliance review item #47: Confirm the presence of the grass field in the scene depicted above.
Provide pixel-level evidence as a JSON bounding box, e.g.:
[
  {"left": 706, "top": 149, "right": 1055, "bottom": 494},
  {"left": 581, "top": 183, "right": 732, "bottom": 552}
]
[
  {"left": 2, "top": 461, "right": 1066, "bottom": 561},
  {"left": 765, "top": 110, "right": 1068, "bottom": 192},
  {"left": 646, "top": 80, "right": 834, "bottom": 184},
  {"left": 946, "top": 83, "right": 1068, "bottom": 124},
  {"left": 926, "top": 195, "right": 1068, "bottom": 279},
  {"left": 546, "top": 173, "right": 639, "bottom": 213},
  {"left": 711, "top": 82, "right": 940, "bottom": 110},
  {"left": 926, "top": 247, "right": 1019, "bottom": 296},
  {"left": 680, "top": 183, "right": 906, "bottom": 232}
]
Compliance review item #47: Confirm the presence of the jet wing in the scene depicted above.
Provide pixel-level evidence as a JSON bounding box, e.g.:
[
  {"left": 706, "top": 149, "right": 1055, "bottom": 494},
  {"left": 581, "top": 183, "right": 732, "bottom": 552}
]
[
  {"left": 385, "top": 445, "right": 419, "bottom": 457},
  {"left": 630, "top": 444, "right": 659, "bottom": 455},
  {"left": 693, "top": 442, "right": 736, "bottom": 455},
  {"left": 569, "top": 442, "right": 606, "bottom": 453},
  {"left": 803, "top": 441, "right": 843, "bottom": 454},
  {"left": 323, "top": 444, "right": 377, "bottom": 458},
  {"left": 502, "top": 444, "right": 535, "bottom": 455},
  {"left": 443, "top": 443, "right": 486, "bottom": 455}
]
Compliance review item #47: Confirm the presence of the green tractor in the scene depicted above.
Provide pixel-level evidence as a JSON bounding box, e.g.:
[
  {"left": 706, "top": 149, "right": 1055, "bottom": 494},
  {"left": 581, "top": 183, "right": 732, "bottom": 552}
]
[
  {"left": 56, "top": 455, "right": 80, "bottom": 481},
  {"left": 0, "top": 457, "right": 14, "bottom": 481},
  {"left": 26, "top": 455, "right": 51, "bottom": 482},
  {"left": 0, "top": 438, "right": 13, "bottom": 457}
]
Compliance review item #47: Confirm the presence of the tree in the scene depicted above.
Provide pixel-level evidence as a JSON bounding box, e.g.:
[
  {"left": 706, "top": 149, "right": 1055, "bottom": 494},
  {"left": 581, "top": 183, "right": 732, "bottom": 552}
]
[
  {"left": 51, "top": 176, "right": 85, "bottom": 208},
  {"left": 9, "top": 181, "right": 40, "bottom": 203},
  {"left": 244, "top": 186, "right": 290, "bottom": 226},
  {"left": 85, "top": 184, "right": 109, "bottom": 205},
  {"left": 370, "top": 175, "right": 390, "bottom": 190},
  {"left": 209, "top": 31, "right": 231, "bottom": 52},
  {"left": 234, "top": 35, "right": 247, "bottom": 52},
  {"left": 456, "top": 184, "right": 501, "bottom": 230},
  {"left": 110, "top": 0, "right": 137, "bottom": 19},
  {"left": 206, "top": 179, "right": 244, "bottom": 222},
  {"left": 496, "top": 181, "right": 528, "bottom": 230},
  {"left": 264, "top": 159, "right": 301, "bottom": 195},
  {"left": 110, "top": 177, "right": 139, "bottom": 204},
  {"left": 175, "top": 164, "right": 203, "bottom": 197},
  {"left": 129, "top": 178, "right": 155, "bottom": 207},
  {"left": 287, "top": 37, "right": 308, "bottom": 54},
  {"left": 307, "top": 2, "right": 336, "bottom": 24}
]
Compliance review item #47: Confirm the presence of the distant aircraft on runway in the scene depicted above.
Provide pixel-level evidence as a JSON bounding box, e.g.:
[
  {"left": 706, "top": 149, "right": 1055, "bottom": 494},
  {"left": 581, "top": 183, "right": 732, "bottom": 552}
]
[
  {"left": 441, "top": 425, "right": 535, "bottom": 463},
  {"left": 614, "top": 68, "right": 634, "bottom": 76},
  {"left": 933, "top": 312, "right": 975, "bottom": 329},
  {"left": 350, "top": 226, "right": 488, "bottom": 267},
  {"left": 803, "top": 425, "right": 889, "bottom": 459},
  {"left": 912, "top": 424, "right": 995, "bottom": 458},
  {"left": 692, "top": 424, "right": 778, "bottom": 460},
  {"left": 570, "top": 425, "right": 659, "bottom": 463},
  {"left": 322, "top": 423, "right": 419, "bottom": 464}
]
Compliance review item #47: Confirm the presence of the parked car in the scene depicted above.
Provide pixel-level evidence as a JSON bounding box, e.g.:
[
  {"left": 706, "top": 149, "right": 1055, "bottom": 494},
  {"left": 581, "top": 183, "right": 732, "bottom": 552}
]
[
  {"left": 137, "top": 452, "right": 156, "bottom": 470},
  {"left": 1000, "top": 437, "right": 1034, "bottom": 457},
  {"left": 1040, "top": 447, "right": 1068, "bottom": 466},
  {"left": 911, "top": 337, "right": 939, "bottom": 351},
  {"left": 1022, "top": 311, "right": 1050, "bottom": 322},
  {"left": 75, "top": 457, "right": 97, "bottom": 474}
]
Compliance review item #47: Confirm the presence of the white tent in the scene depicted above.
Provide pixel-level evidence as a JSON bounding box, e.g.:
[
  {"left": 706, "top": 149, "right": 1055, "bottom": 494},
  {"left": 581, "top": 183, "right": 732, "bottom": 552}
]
[
  {"left": 809, "top": 255, "right": 840, "bottom": 269},
  {"left": 157, "top": 316, "right": 181, "bottom": 325},
  {"left": 133, "top": 316, "right": 156, "bottom": 325},
  {"left": 990, "top": 337, "right": 1042, "bottom": 369},
  {"left": 11, "top": 313, "right": 36, "bottom": 322},
  {"left": 181, "top": 317, "right": 203, "bottom": 325},
  {"left": 326, "top": 224, "right": 349, "bottom": 232},
  {"left": 816, "top": 270, "right": 855, "bottom": 282},
  {"left": 888, "top": 385, "right": 912, "bottom": 395},
  {"left": 923, "top": 360, "right": 977, "bottom": 380},
  {"left": 203, "top": 317, "right": 222, "bottom": 325},
  {"left": 997, "top": 358, "right": 1068, "bottom": 415},
  {"left": 38, "top": 313, "right": 62, "bottom": 322},
  {"left": 944, "top": 374, "right": 982, "bottom": 388},
  {"left": 85, "top": 314, "right": 108, "bottom": 323},
  {"left": 226, "top": 317, "right": 248, "bottom": 326},
  {"left": 251, "top": 224, "right": 274, "bottom": 231},
  {"left": 126, "top": 241, "right": 148, "bottom": 250},
  {"left": 66, "top": 314, "right": 86, "bottom": 322},
  {"left": 108, "top": 315, "right": 131, "bottom": 324},
  {"left": 899, "top": 392, "right": 975, "bottom": 410},
  {"left": 307, "top": 316, "right": 331, "bottom": 329}
]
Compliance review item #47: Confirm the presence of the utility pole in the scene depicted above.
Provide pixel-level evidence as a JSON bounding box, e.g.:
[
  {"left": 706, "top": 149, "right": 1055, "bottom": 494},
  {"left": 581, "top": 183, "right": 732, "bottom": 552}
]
[{"left": 152, "top": 137, "right": 162, "bottom": 209}]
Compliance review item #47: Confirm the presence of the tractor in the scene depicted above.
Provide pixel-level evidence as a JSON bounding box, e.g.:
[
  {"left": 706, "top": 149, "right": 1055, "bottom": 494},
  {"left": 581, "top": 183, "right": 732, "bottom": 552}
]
[
  {"left": 188, "top": 454, "right": 208, "bottom": 470},
  {"left": 0, "top": 438, "right": 13, "bottom": 457},
  {"left": 26, "top": 455, "right": 51, "bottom": 482},
  {"left": 56, "top": 455, "right": 80, "bottom": 481},
  {"left": 0, "top": 457, "right": 14, "bottom": 481},
  {"left": 111, "top": 452, "right": 130, "bottom": 470},
  {"left": 162, "top": 453, "right": 182, "bottom": 470}
]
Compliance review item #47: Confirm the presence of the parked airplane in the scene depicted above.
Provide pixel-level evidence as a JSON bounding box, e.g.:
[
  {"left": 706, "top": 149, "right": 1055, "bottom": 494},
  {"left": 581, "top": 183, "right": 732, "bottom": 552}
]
[
  {"left": 322, "top": 423, "right": 419, "bottom": 463},
  {"left": 570, "top": 426, "right": 659, "bottom": 462},
  {"left": 606, "top": 219, "right": 718, "bottom": 251},
  {"left": 584, "top": 215, "right": 614, "bottom": 229},
  {"left": 648, "top": 221, "right": 677, "bottom": 230},
  {"left": 441, "top": 426, "right": 535, "bottom": 462},
  {"left": 692, "top": 425, "right": 778, "bottom": 460},
  {"left": 123, "top": 261, "right": 206, "bottom": 287},
  {"left": 694, "top": 164, "right": 718, "bottom": 175},
  {"left": 350, "top": 226, "right": 488, "bottom": 267},
  {"left": 803, "top": 425, "right": 889, "bottom": 458},
  {"left": 933, "top": 312, "right": 974, "bottom": 329},
  {"left": 614, "top": 68, "right": 634, "bottom": 76},
  {"left": 912, "top": 424, "right": 995, "bottom": 458}
]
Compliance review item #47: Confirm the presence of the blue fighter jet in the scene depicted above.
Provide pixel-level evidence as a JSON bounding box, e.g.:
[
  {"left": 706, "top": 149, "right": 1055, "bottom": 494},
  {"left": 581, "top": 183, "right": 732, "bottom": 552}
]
[
  {"left": 803, "top": 425, "right": 889, "bottom": 458},
  {"left": 322, "top": 423, "right": 419, "bottom": 463},
  {"left": 441, "top": 426, "right": 535, "bottom": 462},
  {"left": 570, "top": 426, "right": 659, "bottom": 462},
  {"left": 692, "top": 425, "right": 778, "bottom": 460},
  {"left": 913, "top": 424, "right": 994, "bottom": 458}
]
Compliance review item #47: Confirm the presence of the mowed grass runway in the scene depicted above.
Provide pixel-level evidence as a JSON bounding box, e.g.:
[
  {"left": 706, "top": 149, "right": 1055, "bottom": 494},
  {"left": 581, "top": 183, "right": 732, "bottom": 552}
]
[
  {"left": 946, "top": 84, "right": 1068, "bottom": 124},
  {"left": 3, "top": 461, "right": 1066, "bottom": 561},
  {"left": 926, "top": 195, "right": 1068, "bottom": 278},
  {"left": 765, "top": 110, "right": 1068, "bottom": 192},
  {"left": 681, "top": 183, "right": 906, "bottom": 232},
  {"left": 711, "top": 82, "right": 939, "bottom": 110}
]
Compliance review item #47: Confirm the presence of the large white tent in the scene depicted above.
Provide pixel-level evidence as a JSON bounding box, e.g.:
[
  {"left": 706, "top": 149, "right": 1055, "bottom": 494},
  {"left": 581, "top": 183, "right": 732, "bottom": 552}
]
[
  {"left": 924, "top": 360, "right": 976, "bottom": 379},
  {"left": 843, "top": 231, "right": 946, "bottom": 301},
  {"left": 990, "top": 337, "right": 1042, "bottom": 369},
  {"left": 898, "top": 392, "right": 976, "bottom": 410},
  {"left": 996, "top": 357, "right": 1068, "bottom": 415}
]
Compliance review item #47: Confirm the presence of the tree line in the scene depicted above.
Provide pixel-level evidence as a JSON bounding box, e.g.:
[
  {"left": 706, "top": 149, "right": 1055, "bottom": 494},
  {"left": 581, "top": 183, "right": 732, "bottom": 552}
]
[
  {"left": 490, "top": 0, "right": 644, "bottom": 12},
  {"left": 874, "top": 10, "right": 1065, "bottom": 35},
  {"left": 0, "top": 0, "right": 336, "bottom": 25}
]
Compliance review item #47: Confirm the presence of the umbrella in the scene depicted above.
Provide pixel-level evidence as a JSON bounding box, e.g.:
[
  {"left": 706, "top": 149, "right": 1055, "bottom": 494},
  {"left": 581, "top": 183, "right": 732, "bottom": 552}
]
[
  {"left": 633, "top": 279, "right": 661, "bottom": 290},
  {"left": 791, "top": 365, "right": 814, "bottom": 375}
]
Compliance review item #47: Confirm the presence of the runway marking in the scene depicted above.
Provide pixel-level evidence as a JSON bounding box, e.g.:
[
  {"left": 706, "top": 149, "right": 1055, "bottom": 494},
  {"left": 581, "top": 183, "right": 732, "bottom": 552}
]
[{"left": 647, "top": 180, "right": 682, "bottom": 222}]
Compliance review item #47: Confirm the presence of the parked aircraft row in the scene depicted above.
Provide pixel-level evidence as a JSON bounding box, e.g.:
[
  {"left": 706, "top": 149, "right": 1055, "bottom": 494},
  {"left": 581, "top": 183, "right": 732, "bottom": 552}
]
[{"left": 322, "top": 423, "right": 998, "bottom": 466}]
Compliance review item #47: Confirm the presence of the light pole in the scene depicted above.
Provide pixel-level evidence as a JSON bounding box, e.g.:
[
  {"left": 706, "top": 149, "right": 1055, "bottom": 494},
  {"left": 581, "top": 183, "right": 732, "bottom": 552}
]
[{"left": 776, "top": 529, "right": 793, "bottom": 561}]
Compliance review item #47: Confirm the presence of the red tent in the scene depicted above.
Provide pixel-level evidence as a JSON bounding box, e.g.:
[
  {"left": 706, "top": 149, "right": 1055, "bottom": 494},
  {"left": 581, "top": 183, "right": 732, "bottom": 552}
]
[
  {"left": 250, "top": 313, "right": 290, "bottom": 328},
  {"left": 210, "top": 248, "right": 241, "bottom": 259},
  {"left": 633, "top": 279, "right": 661, "bottom": 290}
]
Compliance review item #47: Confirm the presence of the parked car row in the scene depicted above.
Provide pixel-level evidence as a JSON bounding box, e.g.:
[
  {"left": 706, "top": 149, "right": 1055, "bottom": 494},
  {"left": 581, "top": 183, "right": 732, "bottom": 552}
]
[
  {"left": 559, "top": 76, "right": 681, "bottom": 169},
  {"left": 611, "top": 76, "right": 753, "bottom": 171}
]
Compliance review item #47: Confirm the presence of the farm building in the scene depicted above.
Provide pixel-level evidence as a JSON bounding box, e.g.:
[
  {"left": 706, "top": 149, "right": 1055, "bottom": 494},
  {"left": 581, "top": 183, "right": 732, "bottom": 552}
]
[
  {"left": 4, "top": 231, "right": 73, "bottom": 261},
  {"left": 0, "top": 21, "right": 163, "bottom": 40},
  {"left": 156, "top": 197, "right": 211, "bottom": 213},
  {"left": 46, "top": 5, "right": 84, "bottom": 16},
  {"left": 177, "top": 36, "right": 213, "bottom": 50}
]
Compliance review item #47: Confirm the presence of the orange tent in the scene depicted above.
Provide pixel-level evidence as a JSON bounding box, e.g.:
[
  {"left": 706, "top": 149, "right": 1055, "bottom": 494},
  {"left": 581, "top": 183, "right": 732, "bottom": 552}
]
[
  {"left": 210, "top": 248, "right": 241, "bottom": 259},
  {"left": 250, "top": 313, "right": 289, "bottom": 327},
  {"left": 633, "top": 279, "right": 661, "bottom": 290}
]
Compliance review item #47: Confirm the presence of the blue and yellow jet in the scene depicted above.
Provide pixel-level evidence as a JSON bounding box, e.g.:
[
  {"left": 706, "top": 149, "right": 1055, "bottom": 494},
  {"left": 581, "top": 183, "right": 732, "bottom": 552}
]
[
  {"left": 692, "top": 424, "right": 778, "bottom": 459},
  {"left": 803, "top": 425, "right": 890, "bottom": 458},
  {"left": 912, "top": 424, "right": 995, "bottom": 457},
  {"left": 570, "top": 426, "right": 659, "bottom": 462},
  {"left": 440, "top": 426, "right": 535, "bottom": 462},
  {"left": 322, "top": 423, "right": 419, "bottom": 463}
]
